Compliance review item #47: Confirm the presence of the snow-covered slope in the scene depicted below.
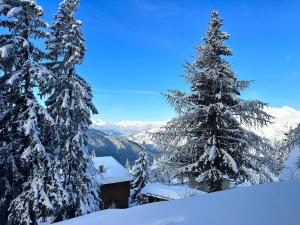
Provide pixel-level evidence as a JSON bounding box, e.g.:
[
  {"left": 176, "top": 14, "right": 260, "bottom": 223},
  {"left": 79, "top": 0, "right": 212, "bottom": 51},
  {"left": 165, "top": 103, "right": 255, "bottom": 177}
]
[
  {"left": 92, "top": 106, "right": 300, "bottom": 145},
  {"left": 127, "top": 129, "right": 157, "bottom": 145},
  {"left": 252, "top": 106, "right": 300, "bottom": 142},
  {"left": 280, "top": 147, "right": 300, "bottom": 180},
  {"left": 53, "top": 180, "right": 300, "bottom": 225},
  {"left": 87, "top": 129, "right": 160, "bottom": 165},
  {"left": 89, "top": 106, "right": 300, "bottom": 168},
  {"left": 91, "top": 120, "right": 167, "bottom": 137},
  {"left": 87, "top": 129, "right": 144, "bottom": 165}
]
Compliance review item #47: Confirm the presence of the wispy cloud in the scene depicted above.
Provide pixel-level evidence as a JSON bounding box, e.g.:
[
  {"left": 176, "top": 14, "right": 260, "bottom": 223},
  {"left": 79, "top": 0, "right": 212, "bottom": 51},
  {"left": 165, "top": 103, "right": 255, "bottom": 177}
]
[
  {"left": 130, "top": 0, "right": 160, "bottom": 12},
  {"left": 93, "top": 88, "right": 160, "bottom": 96},
  {"left": 285, "top": 54, "right": 292, "bottom": 62}
]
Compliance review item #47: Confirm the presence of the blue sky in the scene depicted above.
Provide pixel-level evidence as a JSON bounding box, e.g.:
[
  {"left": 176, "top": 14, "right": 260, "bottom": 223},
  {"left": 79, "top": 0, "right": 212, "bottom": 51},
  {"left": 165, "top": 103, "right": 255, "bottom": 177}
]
[{"left": 40, "top": 0, "right": 300, "bottom": 121}]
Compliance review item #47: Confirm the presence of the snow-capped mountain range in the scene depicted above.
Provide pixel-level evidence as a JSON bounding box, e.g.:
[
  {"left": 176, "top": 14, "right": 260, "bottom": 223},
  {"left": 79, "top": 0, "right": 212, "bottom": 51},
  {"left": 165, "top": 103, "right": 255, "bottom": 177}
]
[
  {"left": 91, "top": 120, "right": 167, "bottom": 137},
  {"left": 92, "top": 106, "right": 300, "bottom": 144},
  {"left": 86, "top": 129, "right": 161, "bottom": 166},
  {"left": 88, "top": 106, "right": 300, "bottom": 167},
  {"left": 253, "top": 106, "right": 300, "bottom": 142}
]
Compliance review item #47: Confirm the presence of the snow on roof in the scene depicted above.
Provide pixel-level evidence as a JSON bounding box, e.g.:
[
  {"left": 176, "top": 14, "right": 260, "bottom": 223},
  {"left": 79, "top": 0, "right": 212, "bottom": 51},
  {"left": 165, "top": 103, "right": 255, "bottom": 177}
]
[
  {"left": 141, "top": 183, "right": 206, "bottom": 200},
  {"left": 92, "top": 157, "right": 131, "bottom": 185},
  {"left": 52, "top": 180, "right": 300, "bottom": 225}
]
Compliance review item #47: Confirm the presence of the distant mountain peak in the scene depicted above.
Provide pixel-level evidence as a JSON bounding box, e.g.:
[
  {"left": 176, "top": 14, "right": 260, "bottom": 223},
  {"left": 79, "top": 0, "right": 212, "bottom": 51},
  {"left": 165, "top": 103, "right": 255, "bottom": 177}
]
[
  {"left": 87, "top": 129, "right": 161, "bottom": 166},
  {"left": 91, "top": 119, "right": 167, "bottom": 137},
  {"left": 91, "top": 106, "right": 300, "bottom": 144}
]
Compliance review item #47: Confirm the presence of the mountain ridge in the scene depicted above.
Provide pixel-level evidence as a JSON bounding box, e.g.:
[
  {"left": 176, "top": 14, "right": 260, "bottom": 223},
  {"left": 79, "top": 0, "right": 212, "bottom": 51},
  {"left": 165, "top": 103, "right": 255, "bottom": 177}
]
[
  {"left": 92, "top": 106, "right": 300, "bottom": 144},
  {"left": 86, "top": 129, "right": 161, "bottom": 166}
]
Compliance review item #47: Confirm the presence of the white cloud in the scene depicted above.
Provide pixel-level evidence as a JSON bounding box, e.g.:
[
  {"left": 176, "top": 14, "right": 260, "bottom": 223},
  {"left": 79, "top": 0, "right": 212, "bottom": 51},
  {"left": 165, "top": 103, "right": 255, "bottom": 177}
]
[{"left": 93, "top": 88, "right": 160, "bottom": 96}]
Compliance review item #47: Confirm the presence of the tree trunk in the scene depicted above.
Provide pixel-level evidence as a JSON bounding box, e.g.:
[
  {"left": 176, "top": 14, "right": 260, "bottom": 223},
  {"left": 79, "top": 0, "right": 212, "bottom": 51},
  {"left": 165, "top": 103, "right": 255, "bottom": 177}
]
[{"left": 209, "top": 179, "right": 223, "bottom": 193}]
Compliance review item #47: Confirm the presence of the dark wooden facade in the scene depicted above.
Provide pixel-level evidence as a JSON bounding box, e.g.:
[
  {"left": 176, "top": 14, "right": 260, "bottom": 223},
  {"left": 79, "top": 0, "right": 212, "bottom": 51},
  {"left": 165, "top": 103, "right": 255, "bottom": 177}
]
[{"left": 99, "top": 181, "right": 131, "bottom": 209}]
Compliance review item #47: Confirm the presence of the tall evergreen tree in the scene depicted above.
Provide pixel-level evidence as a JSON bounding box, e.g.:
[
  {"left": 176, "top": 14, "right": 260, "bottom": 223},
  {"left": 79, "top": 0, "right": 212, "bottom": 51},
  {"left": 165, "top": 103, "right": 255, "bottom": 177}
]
[
  {"left": 152, "top": 10, "right": 277, "bottom": 192},
  {"left": 150, "top": 155, "right": 175, "bottom": 184},
  {"left": 0, "top": 5, "right": 22, "bottom": 222},
  {"left": 43, "top": 0, "right": 99, "bottom": 219},
  {"left": 125, "top": 158, "right": 131, "bottom": 171},
  {"left": 131, "top": 143, "right": 150, "bottom": 204},
  {"left": 285, "top": 124, "right": 300, "bottom": 148},
  {"left": 0, "top": 1, "right": 66, "bottom": 224},
  {"left": 0, "top": 75, "right": 18, "bottom": 225}
]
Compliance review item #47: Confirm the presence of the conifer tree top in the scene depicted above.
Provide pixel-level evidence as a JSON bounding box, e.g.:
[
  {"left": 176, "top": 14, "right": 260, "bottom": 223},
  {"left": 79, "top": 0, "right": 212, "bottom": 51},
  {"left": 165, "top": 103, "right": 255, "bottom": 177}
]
[{"left": 201, "top": 10, "right": 232, "bottom": 56}]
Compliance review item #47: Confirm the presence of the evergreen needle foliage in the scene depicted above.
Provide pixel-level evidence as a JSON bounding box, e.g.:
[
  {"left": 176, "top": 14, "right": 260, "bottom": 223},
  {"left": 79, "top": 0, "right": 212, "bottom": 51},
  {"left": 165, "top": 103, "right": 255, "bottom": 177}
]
[
  {"left": 0, "top": 0, "right": 99, "bottom": 224},
  {"left": 152, "top": 11, "right": 278, "bottom": 192},
  {"left": 131, "top": 143, "right": 150, "bottom": 204}
]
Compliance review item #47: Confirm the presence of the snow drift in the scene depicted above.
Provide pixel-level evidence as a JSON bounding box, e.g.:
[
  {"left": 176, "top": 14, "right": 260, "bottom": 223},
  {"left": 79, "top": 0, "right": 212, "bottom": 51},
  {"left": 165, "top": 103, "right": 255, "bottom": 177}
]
[{"left": 53, "top": 180, "right": 300, "bottom": 225}]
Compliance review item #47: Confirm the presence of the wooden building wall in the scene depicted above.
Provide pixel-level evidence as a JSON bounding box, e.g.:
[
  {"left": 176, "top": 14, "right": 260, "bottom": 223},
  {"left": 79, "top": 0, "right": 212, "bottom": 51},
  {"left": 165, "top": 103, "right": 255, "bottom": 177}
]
[{"left": 100, "top": 181, "right": 130, "bottom": 209}]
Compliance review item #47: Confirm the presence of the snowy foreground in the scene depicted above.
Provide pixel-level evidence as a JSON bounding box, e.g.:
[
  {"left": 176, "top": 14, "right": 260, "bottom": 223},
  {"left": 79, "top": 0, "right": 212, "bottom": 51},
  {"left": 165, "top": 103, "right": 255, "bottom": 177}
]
[{"left": 53, "top": 180, "right": 300, "bottom": 225}]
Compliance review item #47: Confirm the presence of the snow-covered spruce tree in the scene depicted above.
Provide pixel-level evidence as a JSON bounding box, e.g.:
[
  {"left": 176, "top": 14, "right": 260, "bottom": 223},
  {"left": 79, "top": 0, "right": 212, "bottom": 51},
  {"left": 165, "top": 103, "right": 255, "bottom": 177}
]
[
  {"left": 0, "top": 1, "right": 66, "bottom": 224},
  {"left": 288, "top": 123, "right": 300, "bottom": 145},
  {"left": 285, "top": 124, "right": 300, "bottom": 169},
  {"left": 150, "top": 155, "right": 175, "bottom": 184},
  {"left": 0, "top": 77, "right": 19, "bottom": 225},
  {"left": 272, "top": 139, "right": 291, "bottom": 175},
  {"left": 0, "top": 75, "right": 23, "bottom": 225},
  {"left": 43, "top": 0, "right": 99, "bottom": 219},
  {"left": 152, "top": 10, "right": 277, "bottom": 192},
  {"left": 131, "top": 143, "right": 150, "bottom": 204},
  {"left": 0, "top": 5, "right": 23, "bottom": 222},
  {"left": 125, "top": 158, "right": 131, "bottom": 171}
]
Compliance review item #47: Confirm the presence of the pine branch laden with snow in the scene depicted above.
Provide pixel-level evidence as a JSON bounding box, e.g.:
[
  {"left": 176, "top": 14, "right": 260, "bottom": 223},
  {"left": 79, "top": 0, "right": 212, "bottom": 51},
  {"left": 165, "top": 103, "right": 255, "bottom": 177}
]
[
  {"left": 41, "top": 0, "right": 100, "bottom": 220},
  {"left": 152, "top": 10, "right": 278, "bottom": 192},
  {"left": 0, "top": 1, "right": 67, "bottom": 225},
  {"left": 285, "top": 123, "right": 300, "bottom": 170},
  {"left": 285, "top": 123, "right": 300, "bottom": 149},
  {"left": 46, "top": 0, "right": 84, "bottom": 67},
  {"left": 0, "top": 73, "right": 27, "bottom": 225},
  {"left": 150, "top": 154, "right": 177, "bottom": 184},
  {"left": 8, "top": 98, "right": 67, "bottom": 225},
  {"left": 131, "top": 143, "right": 151, "bottom": 204}
]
